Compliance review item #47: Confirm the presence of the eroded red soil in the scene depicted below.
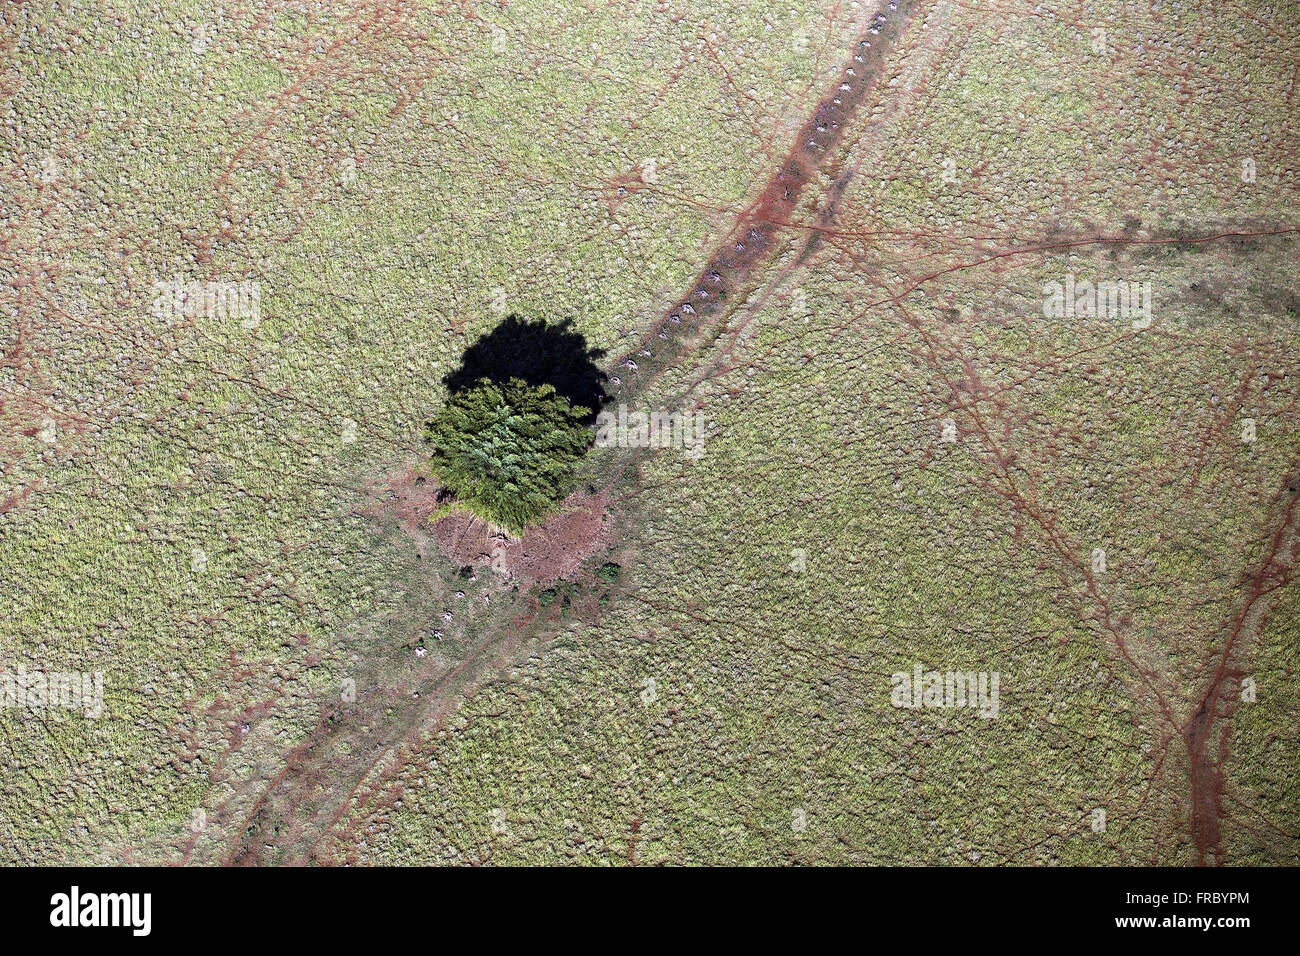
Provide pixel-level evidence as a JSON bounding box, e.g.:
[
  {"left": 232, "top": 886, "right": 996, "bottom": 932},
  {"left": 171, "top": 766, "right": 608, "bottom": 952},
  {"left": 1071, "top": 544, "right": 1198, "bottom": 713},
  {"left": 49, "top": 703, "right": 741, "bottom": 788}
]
[{"left": 364, "top": 464, "right": 616, "bottom": 586}]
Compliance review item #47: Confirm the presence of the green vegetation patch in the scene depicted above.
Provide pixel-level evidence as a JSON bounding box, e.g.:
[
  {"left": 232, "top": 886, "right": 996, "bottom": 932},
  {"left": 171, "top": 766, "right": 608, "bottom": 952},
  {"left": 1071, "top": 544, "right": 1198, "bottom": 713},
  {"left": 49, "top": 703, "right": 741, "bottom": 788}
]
[{"left": 424, "top": 378, "right": 592, "bottom": 533}]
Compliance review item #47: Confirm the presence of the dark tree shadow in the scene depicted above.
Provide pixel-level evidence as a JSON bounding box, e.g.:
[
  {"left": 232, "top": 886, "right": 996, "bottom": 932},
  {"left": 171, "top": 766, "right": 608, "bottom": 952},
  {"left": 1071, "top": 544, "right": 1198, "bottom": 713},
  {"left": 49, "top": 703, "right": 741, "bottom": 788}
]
[{"left": 443, "top": 315, "right": 608, "bottom": 422}]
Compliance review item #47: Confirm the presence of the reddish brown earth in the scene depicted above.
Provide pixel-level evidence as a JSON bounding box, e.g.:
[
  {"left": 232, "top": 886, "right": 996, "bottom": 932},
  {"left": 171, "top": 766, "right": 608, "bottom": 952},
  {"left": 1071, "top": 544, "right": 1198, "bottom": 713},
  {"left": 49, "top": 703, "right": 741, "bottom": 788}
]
[
  {"left": 363, "top": 464, "right": 617, "bottom": 586},
  {"left": 361, "top": 464, "right": 443, "bottom": 540},
  {"left": 606, "top": 0, "right": 921, "bottom": 391}
]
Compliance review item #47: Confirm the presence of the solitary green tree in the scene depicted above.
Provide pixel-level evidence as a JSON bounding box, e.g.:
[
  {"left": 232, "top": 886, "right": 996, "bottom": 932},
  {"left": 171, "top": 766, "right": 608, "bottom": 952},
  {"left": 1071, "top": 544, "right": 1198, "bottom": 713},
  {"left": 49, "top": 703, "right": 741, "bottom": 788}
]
[{"left": 424, "top": 377, "right": 591, "bottom": 533}]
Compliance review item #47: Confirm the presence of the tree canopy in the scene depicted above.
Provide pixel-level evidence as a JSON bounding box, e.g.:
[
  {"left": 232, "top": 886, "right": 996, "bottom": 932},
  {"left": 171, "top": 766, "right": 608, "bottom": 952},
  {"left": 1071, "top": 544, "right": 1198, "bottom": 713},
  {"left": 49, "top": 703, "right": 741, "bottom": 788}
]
[{"left": 424, "top": 377, "right": 591, "bottom": 533}]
